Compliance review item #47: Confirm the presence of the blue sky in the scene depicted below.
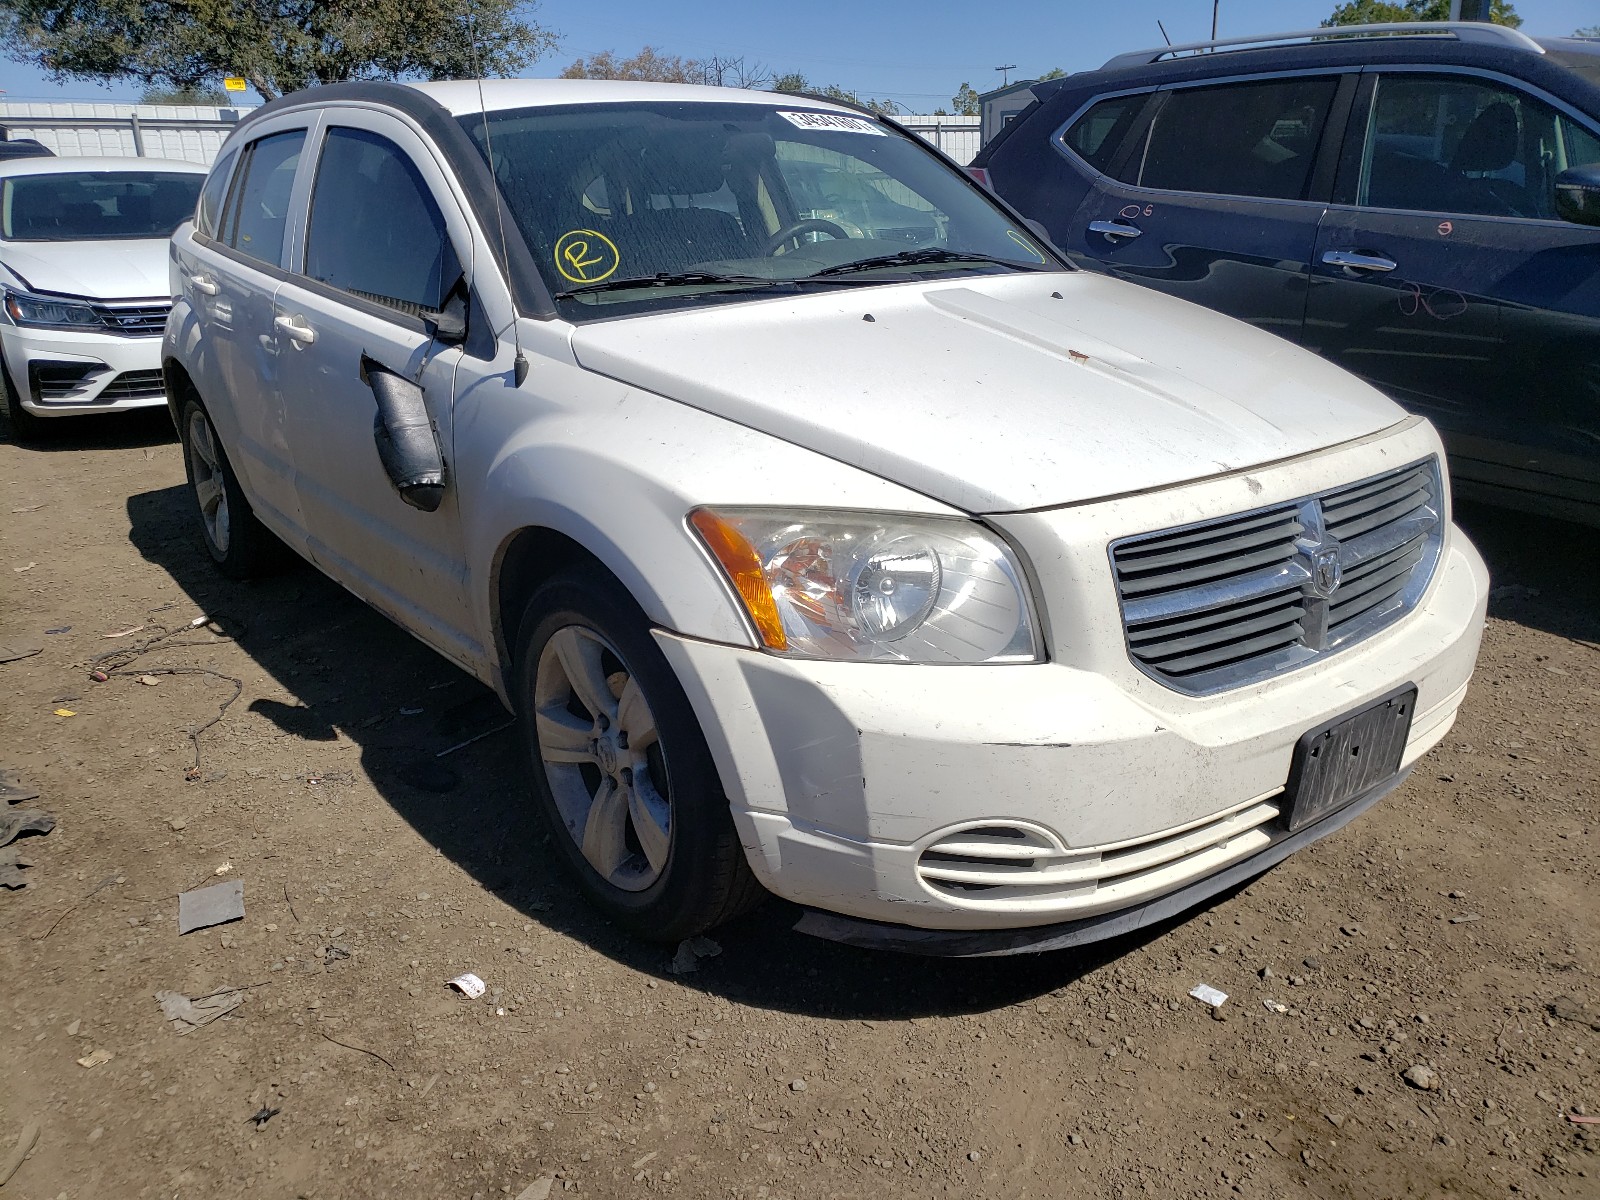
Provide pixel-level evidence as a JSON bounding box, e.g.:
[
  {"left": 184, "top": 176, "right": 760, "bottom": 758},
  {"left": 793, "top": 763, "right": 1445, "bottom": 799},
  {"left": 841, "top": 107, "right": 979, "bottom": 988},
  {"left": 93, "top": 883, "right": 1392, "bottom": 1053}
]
[{"left": 0, "top": 0, "right": 1595, "bottom": 110}]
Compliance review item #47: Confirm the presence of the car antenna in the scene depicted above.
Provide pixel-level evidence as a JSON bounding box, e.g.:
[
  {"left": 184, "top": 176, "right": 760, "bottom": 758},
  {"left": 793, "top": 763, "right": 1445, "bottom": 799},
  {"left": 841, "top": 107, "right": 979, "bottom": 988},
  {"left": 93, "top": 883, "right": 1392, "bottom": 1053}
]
[
  {"left": 1156, "top": 19, "right": 1174, "bottom": 46},
  {"left": 468, "top": 21, "right": 529, "bottom": 388}
]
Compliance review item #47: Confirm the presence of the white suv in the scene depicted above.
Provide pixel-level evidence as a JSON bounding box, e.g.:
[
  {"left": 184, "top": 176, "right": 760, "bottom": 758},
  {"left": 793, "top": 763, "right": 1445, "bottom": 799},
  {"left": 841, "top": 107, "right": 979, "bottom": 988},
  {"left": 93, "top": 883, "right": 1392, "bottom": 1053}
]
[{"left": 162, "top": 80, "right": 1488, "bottom": 954}]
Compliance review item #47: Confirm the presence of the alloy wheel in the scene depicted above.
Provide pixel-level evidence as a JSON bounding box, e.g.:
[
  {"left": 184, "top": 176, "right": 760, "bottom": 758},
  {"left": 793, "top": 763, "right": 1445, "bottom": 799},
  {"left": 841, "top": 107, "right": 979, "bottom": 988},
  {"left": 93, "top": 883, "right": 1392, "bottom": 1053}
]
[
  {"left": 534, "top": 625, "right": 672, "bottom": 892},
  {"left": 186, "top": 408, "right": 230, "bottom": 556}
]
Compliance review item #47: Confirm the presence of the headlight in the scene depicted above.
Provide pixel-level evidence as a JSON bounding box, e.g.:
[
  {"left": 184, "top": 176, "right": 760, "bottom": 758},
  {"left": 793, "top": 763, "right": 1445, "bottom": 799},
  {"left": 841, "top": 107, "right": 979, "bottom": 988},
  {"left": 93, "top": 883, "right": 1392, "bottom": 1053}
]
[
  {"left": 3, "top": 289, "right": 101, "bottom": 330},
  {"left": 690, "top": 508, "right": 1042, "bottom": 663}
]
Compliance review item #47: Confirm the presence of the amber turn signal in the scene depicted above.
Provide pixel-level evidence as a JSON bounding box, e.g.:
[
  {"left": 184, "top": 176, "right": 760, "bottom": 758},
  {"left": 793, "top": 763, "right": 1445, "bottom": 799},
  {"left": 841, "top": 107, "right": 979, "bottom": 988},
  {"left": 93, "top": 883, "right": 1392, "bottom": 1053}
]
[{"left": 688, "top": 509, "right": 788, "bottom": 651}]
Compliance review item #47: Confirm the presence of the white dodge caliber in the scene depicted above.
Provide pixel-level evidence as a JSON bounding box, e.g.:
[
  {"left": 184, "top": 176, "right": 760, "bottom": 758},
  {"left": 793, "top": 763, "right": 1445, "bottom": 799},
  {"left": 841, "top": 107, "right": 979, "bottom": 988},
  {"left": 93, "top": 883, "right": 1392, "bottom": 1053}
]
[{"left": 163, "top": 80, "right": 1489, "bottom": 954}]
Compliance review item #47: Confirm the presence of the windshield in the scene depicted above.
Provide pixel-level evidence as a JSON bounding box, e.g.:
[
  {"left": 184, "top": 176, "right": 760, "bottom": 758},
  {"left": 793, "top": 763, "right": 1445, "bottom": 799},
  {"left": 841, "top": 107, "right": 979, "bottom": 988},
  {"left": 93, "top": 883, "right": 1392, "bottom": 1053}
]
[
  {"left": 0, "top": 171, "right": 203, "bottom": 242},
  {"left": 460, "top": 101, "right": 1054, "bottom": 316}
]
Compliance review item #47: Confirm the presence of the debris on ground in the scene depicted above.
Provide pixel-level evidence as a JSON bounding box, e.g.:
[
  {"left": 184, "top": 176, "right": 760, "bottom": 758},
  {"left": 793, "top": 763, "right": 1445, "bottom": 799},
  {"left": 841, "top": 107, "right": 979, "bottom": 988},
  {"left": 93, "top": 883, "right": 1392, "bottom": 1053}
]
[
  {"left": 0, "top": 1118, "right": 41, "bottom": 1187},
  {"left": 156, "top": 987, "right": 246, "bottom": 1034},
  {"left": 75, "top": 1049, "right": 112, "bottom": 1069},
  {"left": 1549, "top": 995, "right": 1600, "bottom": 1032},
  {"left": 1402, "top": 1064, "right": 1441, "bottom": 1091},
  {"left": 137, "top": 674, "right": 161, "bottom": 687},
  {"left": 177, "top": 879, "right": 244, "bottom": 934},
  {"left": 670, "top": 935, "right": 723, "bottom": 975},
  {"left": 1261, "top": 999, "right": 1289, "bottom": 1014},
  {"left": 1188, "top": 983, "right": 1228, "bottom": 1008},
  {"left": 1448, "top": 912, "right": 1482, "bottom": 924},
  {"left": 0, "top": 636, "right": 43, "bottom": 665},
  {"left": 0, "top": 769, "right": 41, "bottom": 804},
  {"left": 448, "top": 972, "right": 486, "bottom": 999},
  {"left": 101, "top": 624, "right": 146, "bottom": 639},
  {"left": 0, "top": 809, "right": 54, "bottom": 848},
  {"left": 514, "top": 1177, "right": 556, "bottom": 1200},
  {"left": 246, "top": 1105, "right": 280, "bottom": 1129}
]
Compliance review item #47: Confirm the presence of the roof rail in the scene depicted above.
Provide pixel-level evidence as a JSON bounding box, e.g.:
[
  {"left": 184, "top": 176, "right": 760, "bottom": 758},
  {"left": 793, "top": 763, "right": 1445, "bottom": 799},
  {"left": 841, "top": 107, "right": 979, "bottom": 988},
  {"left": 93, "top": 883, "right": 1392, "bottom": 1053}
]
[{"left": 1101, "top": 21, "right": 1545, "bottom": 72}]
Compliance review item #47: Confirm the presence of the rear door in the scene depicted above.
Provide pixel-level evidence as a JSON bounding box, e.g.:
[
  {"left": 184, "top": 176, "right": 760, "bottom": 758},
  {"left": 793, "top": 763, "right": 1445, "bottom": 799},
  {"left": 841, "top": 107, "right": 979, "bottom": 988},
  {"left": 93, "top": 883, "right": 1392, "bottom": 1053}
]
[
  {"left": 1305, "top": 69, "right": 1600, "bottom": 516},
  {"left": 176, "top": 119, "right": 314, "bottom": 542},
  {"left": 272, "top": 112, "right": 481, "bottom": 669},
  {"left": 1066, "top": 72, "right": 1353, "bottom": 343}
]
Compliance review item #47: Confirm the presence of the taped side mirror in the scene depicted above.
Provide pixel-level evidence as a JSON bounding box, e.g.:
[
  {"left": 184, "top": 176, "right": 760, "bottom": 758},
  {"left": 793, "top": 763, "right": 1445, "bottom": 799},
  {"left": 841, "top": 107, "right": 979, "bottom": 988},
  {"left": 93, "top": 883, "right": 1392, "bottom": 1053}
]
[{"left": 361, "top": 354, "right": 446, "bottom": 512}]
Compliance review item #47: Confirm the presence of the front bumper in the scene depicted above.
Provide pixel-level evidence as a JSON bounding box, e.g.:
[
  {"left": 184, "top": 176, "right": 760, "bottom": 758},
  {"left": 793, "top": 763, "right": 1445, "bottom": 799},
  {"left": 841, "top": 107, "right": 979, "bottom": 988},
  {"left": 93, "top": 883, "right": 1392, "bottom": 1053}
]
[
  {"left": 654, "top": 426, "right": 1489, "bottom": 939},
  {"left": 0, "top": 323, "right": 168, "bottom": 416}
]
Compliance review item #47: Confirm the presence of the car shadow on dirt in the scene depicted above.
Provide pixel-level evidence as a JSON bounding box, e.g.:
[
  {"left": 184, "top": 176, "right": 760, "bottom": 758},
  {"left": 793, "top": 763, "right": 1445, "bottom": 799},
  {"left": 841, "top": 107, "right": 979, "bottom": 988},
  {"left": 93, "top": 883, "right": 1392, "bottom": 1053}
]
[
  {"left": 1453, "top": 500, "right": 1600, "bottom": 646},
  {"left": 123, "top": 481, "right": 1210, "bottom": 1019},
  {"left": 1, "top": 406, "right": 176, "bottom": 451}
]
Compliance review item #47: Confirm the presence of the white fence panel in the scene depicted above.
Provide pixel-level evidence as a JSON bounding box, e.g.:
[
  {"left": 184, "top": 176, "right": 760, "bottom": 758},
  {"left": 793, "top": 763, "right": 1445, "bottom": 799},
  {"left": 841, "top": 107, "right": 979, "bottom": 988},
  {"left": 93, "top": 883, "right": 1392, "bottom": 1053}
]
[
  {"left": 0, "top": 101, "right": 253, "bottom": 165},
  {"left": 897, "top": 116, "right": 982, "bottom": 166}
]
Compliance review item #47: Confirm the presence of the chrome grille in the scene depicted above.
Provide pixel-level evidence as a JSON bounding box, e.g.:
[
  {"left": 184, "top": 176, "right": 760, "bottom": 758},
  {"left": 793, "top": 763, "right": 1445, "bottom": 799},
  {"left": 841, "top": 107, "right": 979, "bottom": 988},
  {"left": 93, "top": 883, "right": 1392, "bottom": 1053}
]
[
  {"left": 1111, "top": 459, "right": 1443, "bottom": 694},
  {"left": 90, "top": 301, "right": 171, "bottom": 335}
]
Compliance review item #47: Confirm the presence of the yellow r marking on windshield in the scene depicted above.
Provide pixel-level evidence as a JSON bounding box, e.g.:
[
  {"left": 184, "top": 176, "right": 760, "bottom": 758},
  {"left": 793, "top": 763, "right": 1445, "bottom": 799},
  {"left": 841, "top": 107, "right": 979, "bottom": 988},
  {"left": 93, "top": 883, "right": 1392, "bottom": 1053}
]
[{"left": 554, "top": 229, "right": 620, "bottom": 284}]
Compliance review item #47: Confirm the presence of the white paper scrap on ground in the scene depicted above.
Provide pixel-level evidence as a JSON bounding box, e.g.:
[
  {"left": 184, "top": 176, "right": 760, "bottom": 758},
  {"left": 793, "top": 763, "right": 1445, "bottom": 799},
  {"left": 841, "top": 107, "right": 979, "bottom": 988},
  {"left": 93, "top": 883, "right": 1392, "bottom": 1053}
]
[
  {"left": 1189, "top": 983, "right": 1229, "bottom": 1008},
  {"left": 177, "top": 879, "right": 244, "bottom": 934},
  {"left": 448, "top": 972, "right": 486, "bottom": 999}
]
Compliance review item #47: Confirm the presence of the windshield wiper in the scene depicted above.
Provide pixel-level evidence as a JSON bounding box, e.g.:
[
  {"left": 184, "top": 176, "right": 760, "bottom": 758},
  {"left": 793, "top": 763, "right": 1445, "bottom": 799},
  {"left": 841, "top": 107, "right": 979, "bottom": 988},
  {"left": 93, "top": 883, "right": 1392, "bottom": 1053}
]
[
  {"left": 812, "top": 248, "right": 1041, "bottom": 277},
  {"left": 554, "top": 271, "right": 774, "bottom": 299}
]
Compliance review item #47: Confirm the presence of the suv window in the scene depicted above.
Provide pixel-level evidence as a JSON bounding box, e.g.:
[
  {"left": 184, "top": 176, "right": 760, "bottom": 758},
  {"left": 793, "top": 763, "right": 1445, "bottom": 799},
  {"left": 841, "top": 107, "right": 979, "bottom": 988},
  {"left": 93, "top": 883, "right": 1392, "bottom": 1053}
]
[
  {"left": 1062, "top": 95, "right": 1144, "bottom": 173},
  {"left": 1360, "top": 74, "right": 1600, "bottom": 220},
  {"left": 1123, "top": 77, "right": 1339, "bottom": 201},
  {"left": 304, "top": 127, "right": 461, "bottom": 314},
  {"left": 223, "top": 130, "right": 304, "bottom": 265},
  {"left": 196, "top": 149, "right": 236, "bottom": 240}
]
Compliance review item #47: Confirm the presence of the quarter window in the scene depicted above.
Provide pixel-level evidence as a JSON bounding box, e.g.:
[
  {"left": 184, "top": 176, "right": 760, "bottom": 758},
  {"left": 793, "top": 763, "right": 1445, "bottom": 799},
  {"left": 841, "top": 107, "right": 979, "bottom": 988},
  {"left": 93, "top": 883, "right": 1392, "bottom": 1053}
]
[
  {"left": 304, "top": 127, "right": 461, "bottom": 314},
  {"left": 1123, "top": 77, "right": 1339, "bottom": 200},
  {"left": 1062, "top": 95, "right": 1144, "bottom": 173},
  {"left": 1359, "top": 74, "right": 1596, "bottom": 220},
  {"left": 196, "top": 149, "right": 236, "bottom": 240},
  {"left": 223, "top": 130, "right": 304, "bottom": 265}
]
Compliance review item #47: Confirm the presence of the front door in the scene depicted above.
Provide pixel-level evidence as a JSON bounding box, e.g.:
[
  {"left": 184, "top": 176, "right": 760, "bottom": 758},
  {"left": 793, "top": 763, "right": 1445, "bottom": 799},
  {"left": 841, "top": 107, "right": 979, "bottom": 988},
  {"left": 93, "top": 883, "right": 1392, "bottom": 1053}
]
[
  {"left": 1305, "top": 70, "right": 1600, "bottom": 515},
  {"left": 273, "top": 116, "right": 480, "bottom": 670},
  {"left": 1067, "top": 73, "right": 1351, "bottom": 344}
]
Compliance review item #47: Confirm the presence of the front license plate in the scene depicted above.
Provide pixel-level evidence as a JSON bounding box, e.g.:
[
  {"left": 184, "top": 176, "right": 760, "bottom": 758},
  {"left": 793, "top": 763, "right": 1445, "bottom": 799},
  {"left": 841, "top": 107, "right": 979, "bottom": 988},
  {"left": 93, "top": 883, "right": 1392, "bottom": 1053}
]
[{"left": 1284, "top": 684, "right": 1416, "bottom": 833}]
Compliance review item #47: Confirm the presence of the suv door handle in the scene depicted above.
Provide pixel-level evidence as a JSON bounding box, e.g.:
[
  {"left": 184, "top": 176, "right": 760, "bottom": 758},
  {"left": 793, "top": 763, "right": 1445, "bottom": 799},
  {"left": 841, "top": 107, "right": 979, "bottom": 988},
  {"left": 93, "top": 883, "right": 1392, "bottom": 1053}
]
[
  {"left": 1322, "top": 250, "right": 1397, "bottom": 273},
  {"left": 273, "top": 314, "right": 316, "bottom": 345},
  {"left": 1087, "top": 219, "right": 1143, "bottom": 241},
  {"left": 187, "top": 273, "right": 219, "bottom": 296}
]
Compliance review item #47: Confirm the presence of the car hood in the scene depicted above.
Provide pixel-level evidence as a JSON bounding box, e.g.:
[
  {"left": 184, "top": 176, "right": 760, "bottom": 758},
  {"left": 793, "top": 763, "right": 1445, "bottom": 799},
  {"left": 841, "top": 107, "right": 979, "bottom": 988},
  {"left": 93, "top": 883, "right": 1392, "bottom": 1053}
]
[
  {"left": 569, "top": 271, "right": 1404, "bottom": 513},
  {"left": 0, "top": 238, "right": 172, "bottom": 301}
]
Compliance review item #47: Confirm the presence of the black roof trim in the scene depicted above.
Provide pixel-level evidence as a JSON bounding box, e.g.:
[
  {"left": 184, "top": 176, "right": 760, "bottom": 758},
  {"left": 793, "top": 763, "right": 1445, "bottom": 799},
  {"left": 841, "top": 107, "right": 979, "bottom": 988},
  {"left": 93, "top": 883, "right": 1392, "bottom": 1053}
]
[{"left": 232, "top": 81, "right": 551, "bottom": 319}]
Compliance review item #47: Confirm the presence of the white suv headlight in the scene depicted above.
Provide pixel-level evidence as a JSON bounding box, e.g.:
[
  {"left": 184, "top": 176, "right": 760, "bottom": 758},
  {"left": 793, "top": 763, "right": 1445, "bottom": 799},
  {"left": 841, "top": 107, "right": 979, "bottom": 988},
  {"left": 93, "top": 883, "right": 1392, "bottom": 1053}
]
[
  {"left": 690, "top": 508, "right": 1042, "bottom": 663},
  {"left": 3, "top": 288, "right": 101, "bottom": 331}
]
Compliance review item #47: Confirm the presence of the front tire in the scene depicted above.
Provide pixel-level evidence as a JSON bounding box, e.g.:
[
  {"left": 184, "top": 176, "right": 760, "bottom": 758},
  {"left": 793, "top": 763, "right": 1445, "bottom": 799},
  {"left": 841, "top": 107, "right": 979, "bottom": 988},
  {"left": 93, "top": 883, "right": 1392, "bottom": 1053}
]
[
  {"left": 0, "top": 353, "right": 51, "bottom": 443},
  {"left": 178, "top": 397, "right": 282, "bottom": 579},
  {"left": 512, "top": 566, "right": 764, "bottom": 942}
]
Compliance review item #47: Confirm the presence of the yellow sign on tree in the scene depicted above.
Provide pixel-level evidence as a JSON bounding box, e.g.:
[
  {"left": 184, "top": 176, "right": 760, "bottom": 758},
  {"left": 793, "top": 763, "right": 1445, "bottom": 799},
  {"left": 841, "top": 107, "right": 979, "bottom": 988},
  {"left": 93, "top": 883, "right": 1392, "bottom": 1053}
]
[{"left": 223, "top": 77, "right": 247, "bottom": 92}]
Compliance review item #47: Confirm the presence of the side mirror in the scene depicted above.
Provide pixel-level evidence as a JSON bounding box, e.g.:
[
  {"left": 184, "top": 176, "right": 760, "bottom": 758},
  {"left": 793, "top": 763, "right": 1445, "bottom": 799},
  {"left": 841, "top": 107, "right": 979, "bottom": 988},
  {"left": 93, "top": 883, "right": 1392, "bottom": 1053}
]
[
  {"left": 1554, "top": 163, "right": 1600, "bottom": 228},
  {"left": 423, "top": 280, "right": 469, "bottom": 345}
]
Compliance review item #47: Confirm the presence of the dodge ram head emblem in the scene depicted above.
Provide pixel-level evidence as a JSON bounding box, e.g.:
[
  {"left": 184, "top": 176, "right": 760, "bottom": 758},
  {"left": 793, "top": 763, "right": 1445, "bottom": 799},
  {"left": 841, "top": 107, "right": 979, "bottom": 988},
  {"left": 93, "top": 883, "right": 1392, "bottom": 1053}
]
[{"left": 1309, "top": 546, "right": 1343, "bottom": 598}]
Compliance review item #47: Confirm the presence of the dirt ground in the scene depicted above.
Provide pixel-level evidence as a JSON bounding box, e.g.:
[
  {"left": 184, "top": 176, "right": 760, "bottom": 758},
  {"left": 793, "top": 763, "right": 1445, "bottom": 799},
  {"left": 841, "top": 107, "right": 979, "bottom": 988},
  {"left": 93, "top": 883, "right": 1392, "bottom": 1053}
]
[{"left": 0, "top": 408, "right": 1596, "bottom": 1200}]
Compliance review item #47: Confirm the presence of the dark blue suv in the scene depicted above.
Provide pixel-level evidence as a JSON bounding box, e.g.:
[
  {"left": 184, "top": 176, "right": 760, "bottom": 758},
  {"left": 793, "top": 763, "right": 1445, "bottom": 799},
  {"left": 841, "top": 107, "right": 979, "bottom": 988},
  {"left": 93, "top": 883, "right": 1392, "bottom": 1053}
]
[{"left": 974, "top": 22, "right": 1600, "bottom": 526}]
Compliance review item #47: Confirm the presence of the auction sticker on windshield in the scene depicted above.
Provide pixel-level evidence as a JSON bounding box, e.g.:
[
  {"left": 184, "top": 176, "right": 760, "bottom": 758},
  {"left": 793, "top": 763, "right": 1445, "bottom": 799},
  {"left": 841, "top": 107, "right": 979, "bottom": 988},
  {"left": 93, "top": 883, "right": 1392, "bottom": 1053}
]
[{"left": 777, "top": 111, "right": 886, "bottom": 136}]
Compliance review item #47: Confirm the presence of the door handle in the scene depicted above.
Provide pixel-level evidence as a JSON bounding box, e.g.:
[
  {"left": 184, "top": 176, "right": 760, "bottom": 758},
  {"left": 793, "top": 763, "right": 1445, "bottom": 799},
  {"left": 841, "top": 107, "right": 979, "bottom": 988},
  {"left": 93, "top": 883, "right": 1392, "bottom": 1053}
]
[
  {"left": 1087, "top": 219, "right": 1143, "bottom": 241},
  {"left": 273, "top": 314, "right": 316, "bottom": 345},
  {"left": 187, "top": 273, "right": 219, "bottom": 296},
  {"left": 1322, "top": 250, "right": 1397, "bottom": 273}
]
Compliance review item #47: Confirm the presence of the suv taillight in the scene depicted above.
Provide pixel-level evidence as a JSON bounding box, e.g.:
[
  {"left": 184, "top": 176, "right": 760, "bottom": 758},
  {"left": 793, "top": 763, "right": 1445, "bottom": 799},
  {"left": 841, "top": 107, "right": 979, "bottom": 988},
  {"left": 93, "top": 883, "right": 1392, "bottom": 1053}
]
[{"left": 966, "top": 167, "right": 993, "bottom": 190}]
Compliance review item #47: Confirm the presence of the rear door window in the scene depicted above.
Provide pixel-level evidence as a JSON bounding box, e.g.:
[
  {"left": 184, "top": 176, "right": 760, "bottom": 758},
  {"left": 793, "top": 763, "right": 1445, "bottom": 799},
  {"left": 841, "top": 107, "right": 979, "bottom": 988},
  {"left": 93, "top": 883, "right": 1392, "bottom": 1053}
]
[
  {"left": 223, "top": 130, "right": 305, "bottom": 265},
  {"left": 303, "top": 127, "right": 461, "bottom": 315},
  {"left": 1123, "top": 77, "right": 1339, "bottom": 200},
  {"left": 1359, "top": 73, "right": 1600, "bottom": 219}
]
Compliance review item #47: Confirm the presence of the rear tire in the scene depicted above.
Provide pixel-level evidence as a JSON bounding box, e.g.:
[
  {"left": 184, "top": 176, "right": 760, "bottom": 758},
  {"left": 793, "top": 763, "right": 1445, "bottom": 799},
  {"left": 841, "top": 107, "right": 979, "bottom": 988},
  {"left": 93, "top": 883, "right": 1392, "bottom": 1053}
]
[
  {"left": 178, "top": 397, "right": 283, "bottom": 579},
  {"left": 512, "top": 565, "right": 765, "bottom": 942}
]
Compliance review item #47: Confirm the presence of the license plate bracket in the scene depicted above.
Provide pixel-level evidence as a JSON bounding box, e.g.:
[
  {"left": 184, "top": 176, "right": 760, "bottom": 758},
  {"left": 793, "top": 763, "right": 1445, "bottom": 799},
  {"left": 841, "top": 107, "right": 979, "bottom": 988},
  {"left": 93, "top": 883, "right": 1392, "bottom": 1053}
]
[{"left": 1284, "top": 684, "right": 1417, "bottom": 833}]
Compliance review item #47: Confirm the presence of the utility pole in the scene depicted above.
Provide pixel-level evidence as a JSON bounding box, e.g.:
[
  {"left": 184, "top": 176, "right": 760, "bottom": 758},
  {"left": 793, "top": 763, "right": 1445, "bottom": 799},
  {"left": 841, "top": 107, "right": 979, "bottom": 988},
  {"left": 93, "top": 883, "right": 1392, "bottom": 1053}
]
[
  {"left": 1212, "top": 1, "right": 1220, "bottom": 41},
  {"left": 995, "top": 64, "right": 1016, "bottom": 87}
]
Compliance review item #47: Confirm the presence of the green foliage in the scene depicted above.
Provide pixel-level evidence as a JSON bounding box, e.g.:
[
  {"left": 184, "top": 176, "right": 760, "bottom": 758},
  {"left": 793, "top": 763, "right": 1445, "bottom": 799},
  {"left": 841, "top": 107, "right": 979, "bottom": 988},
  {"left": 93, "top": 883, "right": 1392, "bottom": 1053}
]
[
  {"left": 1323, "top": 0, "right": 1521, "bottom": 28},
  {"left": 1574, "top": 26, "right": 1600, "bottom": 37},
  {"left": 769, "top": 73, "right": 901, "bottom": 115},
  {"left": 950, "top": 82, "right": 980, "bottom": 116},
  {"left": 1037, "top": 67, "right": 1068, "bottom": 80},
  {"left": 561, "top": 47, "right": 700, "bottom": 83},
  {"left": 1, "top": 0, "right": 558, "bottom": 100},
  {"left": 141, "top": 85, "right": 234, "bottom": 105}
]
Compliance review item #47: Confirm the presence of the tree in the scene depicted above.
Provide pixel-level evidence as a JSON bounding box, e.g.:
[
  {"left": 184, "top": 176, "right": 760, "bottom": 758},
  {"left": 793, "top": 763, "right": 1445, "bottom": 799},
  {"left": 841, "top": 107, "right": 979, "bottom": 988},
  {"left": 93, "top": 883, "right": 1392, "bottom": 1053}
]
[
  {"left": 1038, "top": 67, "right": 1068, "bottom": 80},
  {"left": 141, "top": 84, "right": 234, "bottom": 105},
  {"left": 950, "top": 82, "right": 980, "bottom": 116},
  {"left": 1323, "top": 0, "right": 1520, "bottom": 27},
  {"left": 2, "top": 0, "right": 557, "bottom": 101},
  {"left": 561, "top": 46, "right": 701, "bottom": 83},
  {"left": 769, "top": 73, "right": 900, "bottom": 115},
  {"left": 1575, "top": 26, "right": 1600, "bottom": 37},
  {"left": 698, "top": 55, "right": 772, "bottom": 89}
]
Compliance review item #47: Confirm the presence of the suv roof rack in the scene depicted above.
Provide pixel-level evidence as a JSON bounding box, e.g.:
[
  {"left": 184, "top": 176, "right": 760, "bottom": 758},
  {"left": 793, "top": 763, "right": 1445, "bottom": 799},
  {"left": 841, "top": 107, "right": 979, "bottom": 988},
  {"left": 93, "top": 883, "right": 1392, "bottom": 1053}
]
[{"left": 1101, "top": 21, "right": 1545, "bottom": 72}]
